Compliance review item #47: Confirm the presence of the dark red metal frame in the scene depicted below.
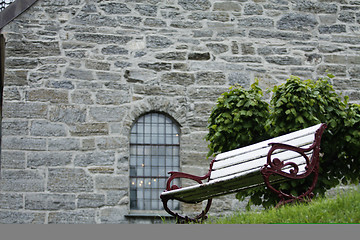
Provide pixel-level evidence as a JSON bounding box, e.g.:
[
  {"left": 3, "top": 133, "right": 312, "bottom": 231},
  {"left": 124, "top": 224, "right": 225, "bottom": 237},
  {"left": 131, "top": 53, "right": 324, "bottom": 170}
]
[
  {"left": 160, "top": 160, "right": 215, "bottom": 223},
  {"left": 260, "top": 123, "right": 327, "bottom": 207},
  {"left": 160, "top": 123, "right": 327, "bottom": 223}
]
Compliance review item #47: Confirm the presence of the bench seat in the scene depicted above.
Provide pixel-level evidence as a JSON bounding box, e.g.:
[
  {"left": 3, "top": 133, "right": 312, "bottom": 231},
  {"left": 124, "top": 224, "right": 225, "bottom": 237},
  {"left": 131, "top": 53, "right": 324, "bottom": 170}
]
[{"left": 160, "top": 123, "right": 327, "bottom": 222}]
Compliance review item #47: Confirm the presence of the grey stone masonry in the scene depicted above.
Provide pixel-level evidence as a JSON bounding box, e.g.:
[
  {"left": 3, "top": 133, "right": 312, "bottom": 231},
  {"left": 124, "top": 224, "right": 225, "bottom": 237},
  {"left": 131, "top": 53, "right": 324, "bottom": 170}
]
[{"left": 0, "top": 0, "right": 360, "bottom": 224}]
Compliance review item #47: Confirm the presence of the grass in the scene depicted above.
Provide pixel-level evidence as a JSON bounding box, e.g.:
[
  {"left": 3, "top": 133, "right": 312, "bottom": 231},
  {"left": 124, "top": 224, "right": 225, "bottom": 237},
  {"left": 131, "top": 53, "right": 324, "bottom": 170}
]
[{"left": 206, "top": 186, "right": 360, "bottom": 224}]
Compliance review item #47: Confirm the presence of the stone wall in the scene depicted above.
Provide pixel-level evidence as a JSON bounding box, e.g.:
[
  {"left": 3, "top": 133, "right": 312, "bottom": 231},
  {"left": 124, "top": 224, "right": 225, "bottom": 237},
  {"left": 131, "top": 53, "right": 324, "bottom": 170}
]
[{"left": 0, "top": 0, "right": 359, "bottom": 223}]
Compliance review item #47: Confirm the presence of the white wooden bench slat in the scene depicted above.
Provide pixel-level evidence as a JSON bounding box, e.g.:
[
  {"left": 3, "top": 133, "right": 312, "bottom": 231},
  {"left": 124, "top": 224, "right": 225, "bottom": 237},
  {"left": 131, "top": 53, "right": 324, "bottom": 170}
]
[
  {"left": 214, "top": 123, "right": 322, "bottom": 161},
  {"left": 210, "top": 151, "right": 312, "bottom": 180},
  {"left": 161, "top": 167, "right": 287, "bottom": 203},
  {"left": 212, "top": 134, "right": 314, "bottom": 171}
]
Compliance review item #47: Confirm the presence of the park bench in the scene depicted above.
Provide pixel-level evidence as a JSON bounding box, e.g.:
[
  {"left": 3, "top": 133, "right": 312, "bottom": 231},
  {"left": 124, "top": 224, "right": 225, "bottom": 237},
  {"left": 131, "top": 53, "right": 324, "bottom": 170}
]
[{"left": 160, "top": 123, "right": 327, "bottom": 223}]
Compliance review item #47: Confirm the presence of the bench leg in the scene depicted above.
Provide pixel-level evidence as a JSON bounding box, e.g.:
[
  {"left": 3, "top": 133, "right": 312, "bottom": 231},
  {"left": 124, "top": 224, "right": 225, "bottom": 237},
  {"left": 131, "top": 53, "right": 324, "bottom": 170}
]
[{"left": 161, "top": 196, "right": 212, "bottom": 224}]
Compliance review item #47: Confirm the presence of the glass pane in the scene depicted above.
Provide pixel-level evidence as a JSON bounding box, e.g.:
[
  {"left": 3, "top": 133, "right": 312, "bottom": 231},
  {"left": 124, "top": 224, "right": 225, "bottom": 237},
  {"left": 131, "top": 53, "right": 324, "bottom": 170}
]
[
  {"left": 152, "top": 156, "right": 159, "bottom": 166},
  {"left": 152, "top": 167, "right": 159, "bottom": 176},
  {"left": 144, "top": 146, "right": 151, "bottom": 155},
  {"left": 159, "top": 168, "right": 165, "bottom": 176},
  {"left": 166, "top": 125, "right": 172, "bottom": 134},
  {"left": 137, "top": 146, "right": 143, "bottom": 155},
  {"left": 144, "top": 135, "right": 150, "bottom": 144},
  {"left": 137, "top": 125, "right": 144, "bottom": 133},
  {"left": 166, "top": 147, "right": 173, "bottom": 156},
  {"left": 130, "top": 156, "right": 136, "bottom": 165},
  {"left": 151, "top": 201, "right": 158, "bottom": 209},
  {"left": 137, "top": 167, "right": 143, "bottom": 176},
  {"left": 159, "top": 156, "right": 165, "bottom": 166},
  {"left": 151, "top": 146, "right": 158, "bottom": 155},
  {"left": 130, "top": 146, "right": 136, "bottom": 155},
  {"left": 152, "top": 124, "right": 158, "bottom": 133},
  {"left": 173, "top": 147, "right": 179, "bottom": 156},
  {"left": 130, "top": 167, "right": 136, "bottom": 177},
  {"left": 173, "top": 156, "right": 179, "bottom": 166},
  {"left": 144, "top": 167, "right": 151, "bottom": 176},
  {"left": 151, "top": 135, "right": 158, "bottom": 144},
  {"left": 145, "top": 124, "right": 151, "bottom": 134},
  {"left": 130, "top": 178, "right": 137, "bottom": 189},
  {"left": 159, "top": 146, "right": 165, "bottom": 155},
  {"left": 137, "top": 199, "right": 144, "bottom": 210}
]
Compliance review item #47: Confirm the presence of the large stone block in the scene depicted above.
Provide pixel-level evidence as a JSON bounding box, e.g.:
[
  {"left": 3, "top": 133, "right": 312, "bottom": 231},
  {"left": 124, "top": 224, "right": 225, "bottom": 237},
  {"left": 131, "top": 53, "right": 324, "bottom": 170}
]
[
  {"left": 135, "top": 4, "right": 158, "bottom": 17},
  {"left": 161, "top": 72, "right": 195, "bottom": 86},
  {"left": 99, "top": 206, "right": 128, "bottom": 223},
  {"left": 48, "top": 168, "right": 94, "bottom": 193},
  {"left": 89, "top": 106, "right": 129, "bottom": 122},
  {"left": 238, "top": 16, "right": 274, "bottom": 28},
  {"left": 6, "top": 40, "right": 61, "bottom": 58},
  {"left": 265, "top": 56, "right": 302, "bottom": 65},
  {"left": 48, "top": 209, "right": 97, "bottom": 224},
  {"left": 3, "top": 102, "right": 47, "bottom": 119},
  {"left": 30, "top": 120, "right": 67, "bottom": 137},
  {"left": 178, "top": 0, "right": 211, "bottom": 11},
  {"left": 294, "top": 0, "right": 338, "bottom": 14},
  {"left": 95, "top": 90, "right": 130, "bottom": 105},
  {"left": 27, "top": 89, "right": 69, "bottom": 103},
  {"left": 27, "top": 151, "right": 72, "bottom": 167},
  {"left": 25, "top": 193, "right": 76, "bottom": 210},
  {"left": 1, "top": 120, "right": 29, "bottom": 136},
  {"left": 124, "top": 69, "right": 157, "bottom": 83},
  {"left": 2, "top": 137, "right": 47, "bottom": 151},
  {"left": 213, "top": 2, "right": 241, "bottom": 12},
  {"left": 1, "top": 151, "right": 26, "bottom": 169},
  {"left": 146, "top": 35, "right": 173, "bottom": 48},
  {"left": 77, "top": 193, "right": 106, "bottom": 208},
  {"left": 0, "top": 170, "right": 45, "bottom": 192},
  {"left": 0, "top": 210, "right": 45, "bottom": 224},
  {"left": 96, "top": 137, "right": 126, "bottom": 150},
  {"left": 195, "top": 71, "right": 227, "bottom": 85},
  {"left": 277, "top": 13, "right": 318, "bottom": 31},
  {"left": 48, "top": 138, "right": 81, "bottom": 151},
  {"left": 74, "top": 151, "right": 115, "bottom": 167},
  {"left": 4, "top": 70, "right": 28, "bottom": 86},
  {"left": 74, "top": 33, "right": 133, "bottom": 44},
  {"left": 49, "top": 105, "right": 87, "bottom": 124},
  {"left": 0, "top": 193, "right": 23, "bottom": 210},
  {"left": 64, "top": 67, "right": 95, "bottom": 80},
  {"left": 99, "top": 2, "right": 131, "bottom": 15},
  {"left": 95, "top": 175, "right": 128, "bottom": 190},
  {"left": 69, "top": 123, "right": 109, "bottom": 136}
]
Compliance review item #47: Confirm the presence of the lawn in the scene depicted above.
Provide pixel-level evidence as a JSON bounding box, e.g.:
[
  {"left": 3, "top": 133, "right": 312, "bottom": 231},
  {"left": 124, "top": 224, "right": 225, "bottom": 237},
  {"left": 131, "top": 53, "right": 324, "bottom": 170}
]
[{"left": 206, "top": 185, "right": 360, "bottom": 224}]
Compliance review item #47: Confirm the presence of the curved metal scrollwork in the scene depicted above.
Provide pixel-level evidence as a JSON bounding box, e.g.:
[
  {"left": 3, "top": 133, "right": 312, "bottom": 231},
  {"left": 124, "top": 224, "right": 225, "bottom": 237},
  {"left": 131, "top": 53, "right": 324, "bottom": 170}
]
[
  {"left": 261, "top": 123, "right": 327, "bottom": 207},
  {"left": 160, "top": 160, "right": 214, "bottom": 223}
]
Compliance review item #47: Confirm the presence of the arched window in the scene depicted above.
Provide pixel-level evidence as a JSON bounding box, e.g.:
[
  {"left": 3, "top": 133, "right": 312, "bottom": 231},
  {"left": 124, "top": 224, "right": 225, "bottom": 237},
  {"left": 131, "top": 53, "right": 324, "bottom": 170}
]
[{"left": 130, "top": 112, "right": 180, "bottom": 211}]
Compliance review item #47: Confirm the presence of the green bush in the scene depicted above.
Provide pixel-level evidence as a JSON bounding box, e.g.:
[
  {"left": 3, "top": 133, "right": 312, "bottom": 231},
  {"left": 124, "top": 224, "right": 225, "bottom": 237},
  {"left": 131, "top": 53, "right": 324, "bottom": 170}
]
[
  {"left": 206, "top": 75, "right": 360, "bottom": 209},
  {"left": 205, "top": 81, "right": 270, "bottom": 158}
]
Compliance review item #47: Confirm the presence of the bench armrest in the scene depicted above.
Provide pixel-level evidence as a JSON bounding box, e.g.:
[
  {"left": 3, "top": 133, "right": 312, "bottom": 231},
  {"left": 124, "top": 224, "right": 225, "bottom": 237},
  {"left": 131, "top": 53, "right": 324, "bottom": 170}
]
[
  {"left": 267, "top": 142, "right": 314, "bottom": 171},
  {"left": 165, "top": 160, "right": 215, "bottom": 191},
  {"left": 266, "top": 123, "right": 327, "bottom": 177}
]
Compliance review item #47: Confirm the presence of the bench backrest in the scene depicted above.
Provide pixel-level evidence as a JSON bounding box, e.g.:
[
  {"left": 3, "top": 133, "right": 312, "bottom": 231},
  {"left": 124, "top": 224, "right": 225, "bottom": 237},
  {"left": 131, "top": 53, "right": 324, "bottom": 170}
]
[{"left": 209, "top": 123, "right": 323, "bottom": 182}]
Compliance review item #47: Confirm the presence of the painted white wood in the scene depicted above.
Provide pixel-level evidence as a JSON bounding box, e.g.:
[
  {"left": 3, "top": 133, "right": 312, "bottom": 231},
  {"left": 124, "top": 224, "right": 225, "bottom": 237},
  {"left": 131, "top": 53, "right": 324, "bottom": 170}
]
[
  {"left": 212, "top": 134, "right": 314, "bottom": 170},
  {"left": 210, "top": 153, "right": 310, "bottom": 180},
  {"left": 215, "top": 123, "right": 321, "bottom": 161}
]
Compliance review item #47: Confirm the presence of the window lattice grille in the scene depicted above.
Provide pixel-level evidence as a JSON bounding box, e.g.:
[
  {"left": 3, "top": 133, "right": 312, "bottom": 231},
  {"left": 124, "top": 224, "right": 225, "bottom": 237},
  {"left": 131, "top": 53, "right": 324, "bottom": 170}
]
[
  {"left": 130, "top": 113, "right": 180, "bottom": 211},
  {"left": 0, "top": 0, "right": 15, "bottom": 11}
]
